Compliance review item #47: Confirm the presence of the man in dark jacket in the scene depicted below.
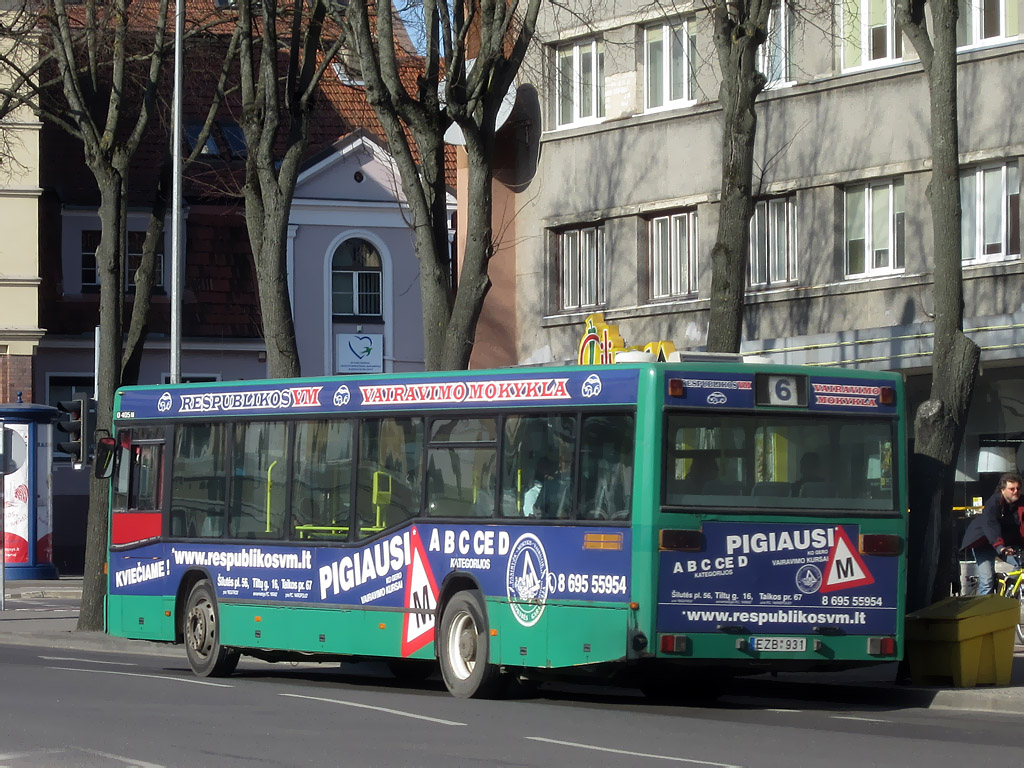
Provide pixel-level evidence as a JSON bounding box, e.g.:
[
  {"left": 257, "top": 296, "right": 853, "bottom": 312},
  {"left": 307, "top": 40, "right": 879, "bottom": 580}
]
[{"left": 960, "top": 472, "right": 1023, "bottom": 594}]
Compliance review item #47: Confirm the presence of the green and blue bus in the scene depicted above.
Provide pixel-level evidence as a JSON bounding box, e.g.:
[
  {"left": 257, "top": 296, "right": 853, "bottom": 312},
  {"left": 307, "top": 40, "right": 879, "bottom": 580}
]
[{"left": 104, "top": 360, "right": 906, "bottom": 697}]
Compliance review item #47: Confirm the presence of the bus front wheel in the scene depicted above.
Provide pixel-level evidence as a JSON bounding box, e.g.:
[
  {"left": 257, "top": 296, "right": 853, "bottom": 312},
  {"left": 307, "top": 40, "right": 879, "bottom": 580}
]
[
  {"left": 184, "top": 580, "right": 239, "bottom": 677},
  {"left": 438, "top": 590, "right": 503, "bottom": 698}
]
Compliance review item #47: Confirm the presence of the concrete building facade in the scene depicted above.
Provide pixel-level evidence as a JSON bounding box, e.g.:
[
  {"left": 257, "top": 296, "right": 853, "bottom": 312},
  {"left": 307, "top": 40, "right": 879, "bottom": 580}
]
[{"left": 507, "top": 0, "right": 1024, "bottom": 501}]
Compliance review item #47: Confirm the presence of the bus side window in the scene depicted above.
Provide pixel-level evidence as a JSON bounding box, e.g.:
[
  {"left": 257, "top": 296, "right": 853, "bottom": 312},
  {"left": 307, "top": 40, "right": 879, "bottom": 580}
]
[
  {"left": 355, "top": 417, "right": 423, "bottom": 538},
  {"left": 291, "top": 420, "right": 354, "bottom": 541},
  {"left": 500, "top": 415, "right": 575, "bottom": 519},
  {"left": 579, "top": 413, "right": 635, "bottom": 521},
  {"left": 229, "top": 421, "right": 287, "bottom": 540},
  {"left": 425, "top": 418, "right": 497, "bottom": 519},
  {"left": 171, "top": 424, "right": 227, "bottom": 538}
]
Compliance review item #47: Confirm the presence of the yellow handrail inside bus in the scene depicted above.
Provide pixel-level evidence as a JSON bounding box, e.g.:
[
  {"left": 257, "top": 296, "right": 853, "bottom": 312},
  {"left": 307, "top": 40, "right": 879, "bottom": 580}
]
[
  {"left": 266, "top": 460, "right": 278, "bottom": 533},
  {"left": 372, "top": 471, "right": 391, "bottom": 530}
]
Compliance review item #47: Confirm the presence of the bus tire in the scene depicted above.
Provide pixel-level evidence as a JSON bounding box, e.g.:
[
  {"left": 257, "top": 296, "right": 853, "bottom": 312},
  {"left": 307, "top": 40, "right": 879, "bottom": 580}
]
[
  {"left": 183, "top": 579, "right": 239, "bottom": 677},
  {"left": 438, "top": 590, "right": 503, "bottom": 698}
]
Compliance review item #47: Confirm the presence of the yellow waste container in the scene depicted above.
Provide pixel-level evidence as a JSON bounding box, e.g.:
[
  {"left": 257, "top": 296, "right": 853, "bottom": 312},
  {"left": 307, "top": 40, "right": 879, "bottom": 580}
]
[{"left": 905, "top": 595, "right": 1019, "bottom": 687}]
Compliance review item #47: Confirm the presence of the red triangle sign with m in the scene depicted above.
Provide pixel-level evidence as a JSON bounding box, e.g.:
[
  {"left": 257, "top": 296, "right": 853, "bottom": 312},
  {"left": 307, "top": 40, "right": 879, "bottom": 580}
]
[
  {"left": 819, "top": 525, "right": 875, "bottom": 593},
  {"left": 401, "top": 526, "right": 440, "bottom": 657}
]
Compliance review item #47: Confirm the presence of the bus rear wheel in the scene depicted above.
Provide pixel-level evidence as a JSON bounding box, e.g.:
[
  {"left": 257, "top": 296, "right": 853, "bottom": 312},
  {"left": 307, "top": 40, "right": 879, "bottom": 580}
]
[
  {"left": 184, "top": 580, "right": 239, "bottom": 677},
  {"left": 438, "top": 590, "right": 503, "bottom": 698}
]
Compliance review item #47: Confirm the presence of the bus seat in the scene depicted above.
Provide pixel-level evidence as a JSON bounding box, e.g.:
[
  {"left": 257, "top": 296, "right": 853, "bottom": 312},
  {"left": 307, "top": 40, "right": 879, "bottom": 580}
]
[
  {"left": 799, "top": 481, "right": 834, "bottom": 498},
  {"left": 752, "top": 481, "right": 791, "bottom": 497}
]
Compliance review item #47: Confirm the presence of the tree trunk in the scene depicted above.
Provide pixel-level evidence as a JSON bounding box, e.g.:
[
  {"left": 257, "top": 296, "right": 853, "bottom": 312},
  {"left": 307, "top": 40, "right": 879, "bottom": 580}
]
[
  {"left": 122, "top": 157, "right": 170, "bottom": 387},
  {"left": 900, "top": 0, "right": 980, "bottom": 610},
  {"left": 249, "top": 197, "right": 301, "bottom": 379},
  {"left": 439, "top": 133, "right": 493, "bottom": 371},
  {"left": 78, "top": 173, "right": 127, "bottom": 631},
  {"left": 706, "top": 2, "right": 767, "bottom": 354}
]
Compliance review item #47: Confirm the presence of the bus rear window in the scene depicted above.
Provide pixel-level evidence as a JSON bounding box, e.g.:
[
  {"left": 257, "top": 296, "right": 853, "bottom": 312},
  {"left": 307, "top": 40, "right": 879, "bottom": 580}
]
[{"left": 663, "top": 412, "right": 897, "bottom": 511}]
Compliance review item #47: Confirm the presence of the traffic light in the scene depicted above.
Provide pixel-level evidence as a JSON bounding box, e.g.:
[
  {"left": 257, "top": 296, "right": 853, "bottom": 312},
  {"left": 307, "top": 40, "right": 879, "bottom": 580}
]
[{"left": 56, "top": 394, "right": 95, "bottom": 469}]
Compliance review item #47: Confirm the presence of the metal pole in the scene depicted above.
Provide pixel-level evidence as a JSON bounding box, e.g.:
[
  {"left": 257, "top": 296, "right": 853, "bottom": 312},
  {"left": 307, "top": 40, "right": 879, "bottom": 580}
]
[
  {"left": 1, "top": 418, "right": 6, "bottom": 612},
  {"left": 169, "top": 0, "right": 184, "bottom": 385}
]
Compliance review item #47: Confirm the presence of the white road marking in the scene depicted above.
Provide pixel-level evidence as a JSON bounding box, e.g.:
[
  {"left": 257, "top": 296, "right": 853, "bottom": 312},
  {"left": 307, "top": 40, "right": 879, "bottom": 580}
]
[
  {"left": 763, "top": 708, "right": 802, "bottom": 713},
  {"left": 279, "top": 693, "right": 466, "bottom": 726},
  {"left": 47, "top": 666, "right": 233, "bottom": 687},
  {"left": 40, "top": 655, "right": 138, "bottom": 666},
  {"left": 0, "top": 750, "right": 63, "bottom": 761},
  {"left": 525, "top": 737, "right": 743, "bottom": 766},
  {"left": 74, "top": 747, "right": 167, "bottom": 767},
  {"left": 831, "top": 715, "right": 888, "bottom": 723}
]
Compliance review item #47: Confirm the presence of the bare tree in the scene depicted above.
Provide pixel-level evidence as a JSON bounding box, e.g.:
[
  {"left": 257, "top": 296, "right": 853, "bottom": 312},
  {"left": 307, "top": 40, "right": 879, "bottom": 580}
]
[
  {"left": 704, "top": 0, "right": 771, "bottom": 353},
  {"left": 341, "top": 0, "right": 541, "bottom": 370},
  {"left": 41, "top": 0, "right": 171, "bottom": 629},
  {"left": 232, "top": 0, "right": 344, "bottom": 378},
  {"left": 895, "top": 0, "right": 977, "bottom": 609},
  {"left": 0, "top": 0, "right": 246, "bottom": 628}
]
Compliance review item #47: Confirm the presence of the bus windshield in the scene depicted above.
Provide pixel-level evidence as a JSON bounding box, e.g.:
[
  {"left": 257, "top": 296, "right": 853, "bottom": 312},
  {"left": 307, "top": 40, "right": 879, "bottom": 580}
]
[{"left": 663, "top": 411, "right": 897, "bottom": 511}]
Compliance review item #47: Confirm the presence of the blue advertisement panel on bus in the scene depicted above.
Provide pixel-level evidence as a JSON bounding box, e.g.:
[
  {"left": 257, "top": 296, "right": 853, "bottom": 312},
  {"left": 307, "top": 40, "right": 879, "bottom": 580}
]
[
  {"left": 657, "top": 522, "right": 898, "bottom": 635},
  {"left": 110, "top": 523, "right": 632, "bottom": 653},
  {"left": 114, "top": 368, "right": 640, "bottom": 421}
]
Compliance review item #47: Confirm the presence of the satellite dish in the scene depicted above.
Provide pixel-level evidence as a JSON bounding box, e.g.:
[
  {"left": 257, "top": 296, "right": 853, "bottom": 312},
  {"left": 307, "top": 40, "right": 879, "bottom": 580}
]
[{"left": 442, "top": 60, "right": 518, "bottom": 146}]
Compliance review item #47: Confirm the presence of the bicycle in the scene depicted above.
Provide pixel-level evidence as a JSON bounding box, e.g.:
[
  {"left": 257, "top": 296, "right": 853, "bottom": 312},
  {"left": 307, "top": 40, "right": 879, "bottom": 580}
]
[{"left": 995, "top": 564, "right": 1024, "bottom": 644}]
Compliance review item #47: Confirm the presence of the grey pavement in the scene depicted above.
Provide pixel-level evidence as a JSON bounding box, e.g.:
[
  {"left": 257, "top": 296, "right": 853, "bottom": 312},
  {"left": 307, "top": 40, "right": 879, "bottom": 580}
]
[{"left": 4, "top": 577, "right": 1024, "bottom": 714}]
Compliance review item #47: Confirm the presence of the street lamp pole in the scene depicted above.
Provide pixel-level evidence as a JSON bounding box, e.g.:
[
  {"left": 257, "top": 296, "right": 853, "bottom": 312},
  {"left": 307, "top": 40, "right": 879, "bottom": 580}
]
[{"left": 169, "top": 0, "right": 184, "bottom": 384}]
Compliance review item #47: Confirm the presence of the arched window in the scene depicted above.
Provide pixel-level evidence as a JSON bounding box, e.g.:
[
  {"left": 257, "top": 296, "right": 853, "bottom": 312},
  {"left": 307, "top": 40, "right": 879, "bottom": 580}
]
[{"left": 332, "top": 238, "right": 382, "bottom": 318}]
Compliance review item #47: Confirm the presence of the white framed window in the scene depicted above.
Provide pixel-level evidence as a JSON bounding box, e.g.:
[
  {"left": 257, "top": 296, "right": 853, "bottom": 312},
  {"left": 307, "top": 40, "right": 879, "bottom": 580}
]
[
  {"left": 558, "top": 225, "right": 604, "bottom": 311},
  {"left": 749, "top": 196, "right": 797, "bottom": 287},
  {"left": 81, "top": 230, "right": 165, "bottom": 290},
  {"left": 960, "top": 163, "right": 1020, "bottom": 263},
  {"left": 650, "top": 211, "right": 698, "bottom": 299},
  {"left": 957, "top": 0, "right": 1019, "bottom": 47},
  {"left": 332, "top": 238, "right": 383, "bottom": 318},
  {"left": 840, "top": 0, "right": 903, "bottom": 70},
  {"left": 759, "top": 0, "right": 795, "bottom": 86},
  {"left": 845, "top": 179, "right": 905, "bottom": 276},
  {"left": 645, "top": 20, "right": 697, "bottom": 110},
  {"left": 555, "top": 39, "right": 605, "bottom": 128}
]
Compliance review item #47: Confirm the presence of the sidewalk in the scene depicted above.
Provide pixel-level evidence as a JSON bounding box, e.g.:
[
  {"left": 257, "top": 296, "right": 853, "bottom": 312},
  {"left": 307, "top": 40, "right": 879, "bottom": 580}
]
[{"left": 5, "top": 577, "right": 1024, "bottom": 713}]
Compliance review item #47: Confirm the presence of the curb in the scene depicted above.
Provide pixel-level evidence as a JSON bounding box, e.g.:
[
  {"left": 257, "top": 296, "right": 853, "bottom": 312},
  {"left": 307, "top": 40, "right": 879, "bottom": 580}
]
[
  {"left": 0, "top": 629, "right": 179, "bottom": 657},
  {"left": 4, "top": 589, "right": 83, "bottom": 600}
]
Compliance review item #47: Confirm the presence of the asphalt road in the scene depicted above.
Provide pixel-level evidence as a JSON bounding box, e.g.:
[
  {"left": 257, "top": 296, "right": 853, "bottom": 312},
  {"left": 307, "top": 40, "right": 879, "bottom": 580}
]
[{"left": 2, "top": 598, "right": 1023, "bottom": 767}]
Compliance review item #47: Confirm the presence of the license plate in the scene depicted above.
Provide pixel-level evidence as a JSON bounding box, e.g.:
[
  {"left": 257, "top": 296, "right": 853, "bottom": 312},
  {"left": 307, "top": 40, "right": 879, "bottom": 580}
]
[{"left": 750, "top": 636, "right": 807, "bottom": 652}]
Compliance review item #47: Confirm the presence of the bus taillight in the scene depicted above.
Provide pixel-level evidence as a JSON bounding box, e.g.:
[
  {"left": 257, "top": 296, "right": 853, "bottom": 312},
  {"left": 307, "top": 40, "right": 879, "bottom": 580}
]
[
  {"left": 659, "top": 529, "right": 704, "bottom": 551},
  {"left": 668, "top": 378, "right": 685, "bottom": 397},
  {"left": 860, "top": 534, "right": 902, "bottom": 556},
  {"left": 867, "top": 637, "right": 896, "bottom": 656},
  {"left": 660, "top": 634, "right": 690, "bottom": 653},
  {"left": 879, "top": 387, "right": 896, "bottom": 405}
]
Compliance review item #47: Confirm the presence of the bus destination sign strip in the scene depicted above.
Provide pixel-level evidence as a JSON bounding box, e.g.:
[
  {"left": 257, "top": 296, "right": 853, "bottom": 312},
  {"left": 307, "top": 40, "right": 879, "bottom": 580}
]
[
  {"left": 667, "top": 373, "right": 898, "bottom": 415},
  {"left": 115, "top": 369, "right": 640, "bottom": 420}
]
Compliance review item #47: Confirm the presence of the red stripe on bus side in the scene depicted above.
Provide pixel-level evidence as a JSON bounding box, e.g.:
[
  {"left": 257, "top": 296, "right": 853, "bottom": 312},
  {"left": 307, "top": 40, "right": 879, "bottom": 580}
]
[{"left": 111, "top": 512, "right": 162, "bottom": 545}]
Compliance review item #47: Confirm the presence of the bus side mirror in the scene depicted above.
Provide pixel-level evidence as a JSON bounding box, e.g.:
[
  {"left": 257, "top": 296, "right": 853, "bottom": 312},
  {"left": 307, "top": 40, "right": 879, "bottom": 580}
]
[{"left": 93, "top": 436, "right": 117, "bottom": 479}]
